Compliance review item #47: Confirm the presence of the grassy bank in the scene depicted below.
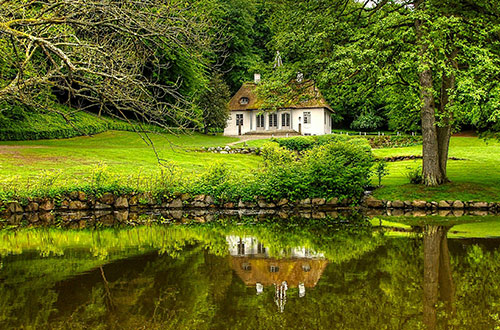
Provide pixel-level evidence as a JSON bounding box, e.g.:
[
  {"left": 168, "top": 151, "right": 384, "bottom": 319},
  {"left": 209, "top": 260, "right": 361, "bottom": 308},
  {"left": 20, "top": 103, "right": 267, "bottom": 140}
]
[
  {"left": 372, "top": 137, "right": 500, "bottom": 202},
  {"left": 0, "top": 131, "right": 256, "bottom": 184}
]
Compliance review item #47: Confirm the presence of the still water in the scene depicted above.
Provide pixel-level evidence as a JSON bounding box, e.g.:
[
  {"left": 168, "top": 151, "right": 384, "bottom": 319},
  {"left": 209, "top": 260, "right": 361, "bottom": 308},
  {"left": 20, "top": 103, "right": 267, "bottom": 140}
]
[{"left": 1, "top": 214, "right": 500, "bottom": 329}]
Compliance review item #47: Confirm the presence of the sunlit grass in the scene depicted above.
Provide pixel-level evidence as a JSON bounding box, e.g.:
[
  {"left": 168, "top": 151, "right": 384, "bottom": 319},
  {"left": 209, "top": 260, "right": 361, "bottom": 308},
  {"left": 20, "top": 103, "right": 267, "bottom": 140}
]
[{"left": 0, "top": 131, "right": 261, "bottom": 184}]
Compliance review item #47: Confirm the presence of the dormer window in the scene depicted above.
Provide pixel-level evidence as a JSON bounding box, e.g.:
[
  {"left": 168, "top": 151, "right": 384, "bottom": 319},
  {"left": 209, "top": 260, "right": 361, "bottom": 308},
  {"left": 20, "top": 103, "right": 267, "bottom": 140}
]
[{"left": 239, "top": 97, "right": 249, "bottom": 105}]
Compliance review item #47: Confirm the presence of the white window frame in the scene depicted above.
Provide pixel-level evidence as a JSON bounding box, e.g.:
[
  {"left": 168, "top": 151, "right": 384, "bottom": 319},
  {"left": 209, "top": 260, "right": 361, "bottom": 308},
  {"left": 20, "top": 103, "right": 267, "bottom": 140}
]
[
  {"left": 236, "top": 114, "right": 244, "bottom": 126},
  {"left": 269, "top": 113, "right": 278, "bottom": 128},
  {"left": 256, "top": 114, "right": 265, "bottom": 128},
  {"left": 303, "top": 111, "right": 311, "bottom": 124}
]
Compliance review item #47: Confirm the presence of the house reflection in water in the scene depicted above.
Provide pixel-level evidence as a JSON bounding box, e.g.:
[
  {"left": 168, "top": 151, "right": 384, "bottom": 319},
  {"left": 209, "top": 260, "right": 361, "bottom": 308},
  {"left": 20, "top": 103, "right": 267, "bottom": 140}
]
[{"left": 226, "top": 236, "right": 328, "bottom": 312}]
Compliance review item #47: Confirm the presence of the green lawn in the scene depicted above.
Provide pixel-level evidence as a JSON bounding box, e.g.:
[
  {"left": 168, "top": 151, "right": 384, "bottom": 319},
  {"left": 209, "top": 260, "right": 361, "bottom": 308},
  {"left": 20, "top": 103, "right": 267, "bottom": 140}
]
[
  {"left": 372, "top": 137, "right": 500, "bottom": 202},
  {"left": 0, "top": 131, "right": 261, "bottom": 185},
  {"left": 1, "top": 132, "right": 499, "bottom": 202}
]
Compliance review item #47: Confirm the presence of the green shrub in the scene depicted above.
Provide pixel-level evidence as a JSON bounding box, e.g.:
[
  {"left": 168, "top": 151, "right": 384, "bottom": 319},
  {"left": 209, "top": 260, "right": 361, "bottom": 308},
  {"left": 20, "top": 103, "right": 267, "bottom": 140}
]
[
  {"left": 406, "top": 165, "right": 423, "bottom": 184},
  {"left": 258, "top": 140, "right": 374, "bottom": 202}
]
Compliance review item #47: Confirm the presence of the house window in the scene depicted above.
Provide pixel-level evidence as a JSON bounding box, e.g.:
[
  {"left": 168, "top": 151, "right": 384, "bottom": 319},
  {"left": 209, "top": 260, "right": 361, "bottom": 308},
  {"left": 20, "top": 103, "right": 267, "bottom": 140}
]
[
  {"left": 236, "top": 114, "right": 243, "bottom": 126},
  {"left": 257, "top": 243, "right": 266, "bottom": 254},
  {"left": 281, "top": 113, "right": 290, "bottom": 127},
  {"left": 269, "top": 265, "right": 280, "bottom": 273},
  {"left": 239, "top": 97, "right": 249, "bottom": 105},
  {"left": 269, "top": 113, "right": 278, "bottom": 128},
  {"left": 242, "top": 262, "right": 252, "bottom": 271},
  {"left": 256, "top": 114, "right": 265, "bottom": 128},
  {"left": 303, "top": 112, "right": 311, "bottom": 124}
]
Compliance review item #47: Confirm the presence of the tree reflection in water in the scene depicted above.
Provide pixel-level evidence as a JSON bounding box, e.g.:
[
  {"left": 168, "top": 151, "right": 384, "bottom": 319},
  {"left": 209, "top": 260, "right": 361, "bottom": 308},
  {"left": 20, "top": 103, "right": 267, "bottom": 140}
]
[
  {"left": 422, "top": 225, "right": 455, "bottom": 330},
  {"left": 0, "top": 216, "right": 500, "bottom": 329}
]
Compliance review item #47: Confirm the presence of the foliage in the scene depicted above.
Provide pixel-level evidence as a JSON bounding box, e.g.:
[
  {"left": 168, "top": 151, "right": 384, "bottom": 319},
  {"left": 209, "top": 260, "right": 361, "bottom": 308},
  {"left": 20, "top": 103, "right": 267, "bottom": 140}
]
[
  {"left": 406, "top": 165, "right": 423, "bottom": 185},
  {"left": 257, "top": 140, "right": 374, "bottom": 201},
  {"left": 374, "top": 160, "right": 389, "bottom": 187},
  {"left": 197, "top": 73, "right": 231, "bottom": 133},
  {"left": 350, "top": 112, "right": 386, "bottom": 131}
]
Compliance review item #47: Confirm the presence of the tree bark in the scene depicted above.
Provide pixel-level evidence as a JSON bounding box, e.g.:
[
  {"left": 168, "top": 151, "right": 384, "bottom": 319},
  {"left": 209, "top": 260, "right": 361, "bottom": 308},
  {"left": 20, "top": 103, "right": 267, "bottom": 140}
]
[{"left": 415, "top": 0, "right": 451, "bottom": 186}]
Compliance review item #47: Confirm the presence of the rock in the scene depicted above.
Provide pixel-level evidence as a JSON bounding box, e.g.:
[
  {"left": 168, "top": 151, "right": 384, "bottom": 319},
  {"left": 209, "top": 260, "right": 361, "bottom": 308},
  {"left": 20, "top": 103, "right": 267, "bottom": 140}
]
[
  {"left": 326, "top": 197, "right": 338, "bottom": 206},
  {"left": 299, "top": 198, "right": 311, "bottom": 207},
  {"left": 194, "top": 194, "right": 206, "bottom": 202},
  {"left": 114, "top": 210, "right": 129, "bottom": 222},
  {"left": 27, "top": 213, "right": 39, "bottom": 223},
  {"left": 365, "top": 196, "right": 384, "bottom": 208},
  {"left": 258, "top": 200, "right": 276, "bottom": 208},
  {"left": 192, "top": 201, "right": 208, "bottom": 208},
  {"left": 452, "top": 200, "right": 465, "bottom": 209},
  {"left": 60, "top": 200, "right": 70, "bottom": 209},
  {"left": 26, "top": 202, "right": 39, "bottom": 212},
  {"left": 69, "top": 191, "right": 79, "bottom": 200},
  {"left": 95, "top": 202, "right": 112, "bottom": 210},
  {"left": 223, "top": 202, "right": 235, "bottom": 208},
  {"left": 277, "top": 198, "right": 289, "bottom": 207},
  {"left": 438, "top": 210, "right": 451, "bottom": 217},
  {"left": 39, "top": 212, "right": 55, "bottom": 223},
  {"left": 169, "top": 199, "right": 183, "bottom": 208},
  {"left": 138, "top": 192, "right": 155, "bottom": 205},
  {"left": 78, "top": 191, "right": 87, "bottom": 201},
  {"left": 470, "top": 201, "right": 489, "bottom": 209},
  {"left": 412, "top": 200, "right": 427, "bottom": 209},
  {"left": 39, "top": 199, "right": 55, "bottom": 211},
  {"left": 311, "top": 198, "right": 326, "bottom": 206},
  {"left": 99, "top": 193, "right": 115, "bottom": 205},
  {"left": 386, "top": 201, "right": 392, "bottom": 208},
  {"left": 129, "top": 195, "right": 139, "bottom": 206},
  {"left": 220, "top": 151, "right": 228, "bottom": 154},
  {"left": 180, "top": 193, "right": 191, "bottom": 201},
  {"left": 8, "top": 202, "right": 23, "bottom": 214},
  {"left": 205, "top": 195, "right": 215, "bottom": 205},
  {"left": 452, "top": 209, "right": 465, "bottom": 217},
  {"left": 69, "top": 200, "right": 88, "bottom": 210},
  {"left": 114, "top": 196, "right": 129, "bottom": 209},
  {"left": 391, "top": 200, "right": 405, "bottom": 208},
  {"left": 412, "top": 210, "right": 427, "bottom": 217},
  {"left": 438, "top": 200, "right": 450, "bottom": 209}
]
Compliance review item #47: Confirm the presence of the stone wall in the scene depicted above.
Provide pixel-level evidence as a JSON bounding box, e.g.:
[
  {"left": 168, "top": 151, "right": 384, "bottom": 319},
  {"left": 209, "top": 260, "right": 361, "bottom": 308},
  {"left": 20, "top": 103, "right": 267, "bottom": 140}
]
[{"left": 1, "top": 192, "right": 498, "bottom": 220}]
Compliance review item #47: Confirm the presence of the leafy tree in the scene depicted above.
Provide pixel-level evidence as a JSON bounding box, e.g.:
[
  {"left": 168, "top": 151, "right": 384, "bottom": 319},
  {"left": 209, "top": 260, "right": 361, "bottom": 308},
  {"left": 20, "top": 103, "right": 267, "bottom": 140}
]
[
  {"left": 0, "top": 0, "right": 219, "bottom": 130},
  {"left": 264, "top": 0, "right": 500, "bottom": 186},
  {"left": 198, "top": 73, "right": 231, "bottom": 133}
]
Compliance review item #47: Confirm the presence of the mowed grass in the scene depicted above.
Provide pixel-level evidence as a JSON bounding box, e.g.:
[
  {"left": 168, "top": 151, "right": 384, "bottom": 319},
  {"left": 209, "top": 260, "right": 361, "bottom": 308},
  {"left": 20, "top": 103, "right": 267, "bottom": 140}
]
[
  {"left": 0, "top": 131, "right": 261, "bottom": 183},
  {"left": 232, "top": 135, "right": 500, "bottom": 202},
  {"left": 372, "top": 137, "right": 500, "bottom": 202}
]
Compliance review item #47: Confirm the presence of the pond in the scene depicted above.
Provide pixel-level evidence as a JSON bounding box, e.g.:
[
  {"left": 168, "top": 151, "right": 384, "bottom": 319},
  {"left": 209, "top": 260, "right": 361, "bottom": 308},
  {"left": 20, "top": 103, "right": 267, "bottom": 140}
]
[{"left": 1, "top": 212, "right": 500, "bottom": 329}]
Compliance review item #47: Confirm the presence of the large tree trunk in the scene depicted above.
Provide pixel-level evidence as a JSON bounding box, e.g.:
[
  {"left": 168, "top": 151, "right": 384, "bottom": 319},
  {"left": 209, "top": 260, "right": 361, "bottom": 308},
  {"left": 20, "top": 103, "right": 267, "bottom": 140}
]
[{"left": 415, "top": 0, "right": 452, "bottom": 186}]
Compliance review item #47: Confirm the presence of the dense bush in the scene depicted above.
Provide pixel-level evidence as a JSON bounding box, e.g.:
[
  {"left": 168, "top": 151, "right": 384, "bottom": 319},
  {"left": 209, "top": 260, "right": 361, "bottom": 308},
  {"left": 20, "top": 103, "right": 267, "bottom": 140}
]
[
  {"left": 272, "top": 134, "right": 421, "bottom": 151},
  {"left": 272, "top": 134, "right": 350, "bottom": 151},
  {"left": 256, "top": 140, "right": 374, "bottom": 202}
]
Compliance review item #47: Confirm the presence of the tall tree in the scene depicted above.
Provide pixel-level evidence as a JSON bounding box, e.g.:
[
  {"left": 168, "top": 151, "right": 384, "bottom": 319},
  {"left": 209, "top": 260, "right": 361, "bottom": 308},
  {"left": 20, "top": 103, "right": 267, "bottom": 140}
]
[{"left": 265, "top": 0, "right": 500, "bottom": 186}]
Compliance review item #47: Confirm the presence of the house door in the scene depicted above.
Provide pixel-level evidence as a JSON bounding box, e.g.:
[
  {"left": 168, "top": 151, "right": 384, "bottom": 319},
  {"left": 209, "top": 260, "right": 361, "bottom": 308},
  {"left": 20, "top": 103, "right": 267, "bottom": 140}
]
[
  {"left": 236, "top": 114, "right": 243, "bottom": 135},
  {"left": 281, "top": 113, "right": 290, "bottom": 129}
]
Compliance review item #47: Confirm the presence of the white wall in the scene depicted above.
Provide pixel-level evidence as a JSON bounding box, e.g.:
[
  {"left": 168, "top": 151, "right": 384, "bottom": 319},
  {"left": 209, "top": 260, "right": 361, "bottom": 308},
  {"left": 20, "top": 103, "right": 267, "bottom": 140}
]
[
  {"left": 291, "top": 108, "right": 329, "bottom": 135},
  {"left": 224, "top": 108, "right": 332, "bottom": 136},
  {"left": 224, "top": 111, "right": 252, "bottom": 135}
]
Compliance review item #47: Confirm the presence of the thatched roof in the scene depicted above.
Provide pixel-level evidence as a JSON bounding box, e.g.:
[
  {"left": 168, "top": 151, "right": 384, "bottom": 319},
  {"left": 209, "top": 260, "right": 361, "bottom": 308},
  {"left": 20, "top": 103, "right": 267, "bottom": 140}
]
[
  {"left": 230, "top": 257, "right": 328, "bottom": 288},
  {"left": 228, "top": 81, "right": 332, "bottom": 112}
]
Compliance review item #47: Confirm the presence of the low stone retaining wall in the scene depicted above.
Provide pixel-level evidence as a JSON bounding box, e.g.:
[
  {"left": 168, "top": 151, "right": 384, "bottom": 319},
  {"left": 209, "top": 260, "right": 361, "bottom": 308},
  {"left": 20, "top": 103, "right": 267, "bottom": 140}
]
[
  {"left": 200, "top": 146, "right": 260, "bottom": 154},
  {"left": 0, "top": 192, "right": 348, "bottom": 218},
  {"left": 383, "top": 155, "right": 466, "bottom": 162},
  {"left": 2, "top": 192, "right": 498, "bottom": 220},
  {"left": 364, "top": 196, "right": 499, "bottom": 213}
]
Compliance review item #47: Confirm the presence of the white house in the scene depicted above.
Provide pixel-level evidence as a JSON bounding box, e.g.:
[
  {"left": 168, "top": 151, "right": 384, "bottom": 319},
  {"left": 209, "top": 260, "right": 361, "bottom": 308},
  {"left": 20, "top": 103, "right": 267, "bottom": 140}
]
[{"left": 224, "top": 74, "right": 334, "bottom": 136}]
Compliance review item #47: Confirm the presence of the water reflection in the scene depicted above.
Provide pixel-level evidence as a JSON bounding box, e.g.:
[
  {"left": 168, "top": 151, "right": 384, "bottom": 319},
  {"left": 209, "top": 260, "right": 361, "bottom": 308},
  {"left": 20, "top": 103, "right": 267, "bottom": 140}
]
[
  {"left": 0, "top": 216, "right": 499, "bottom": 329},
  {"left": 227, "top": 236, "right": 328, "bottom": 312}
]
